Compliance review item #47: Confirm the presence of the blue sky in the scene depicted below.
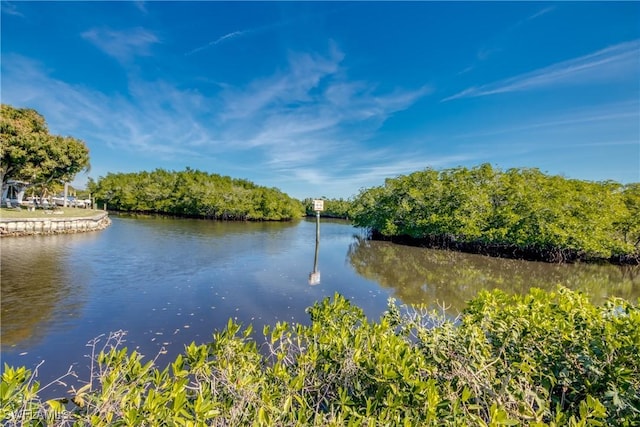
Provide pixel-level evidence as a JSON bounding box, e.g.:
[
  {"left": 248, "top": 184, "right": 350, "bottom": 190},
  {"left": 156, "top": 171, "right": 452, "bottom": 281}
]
[{"left": 2, "top": 1, "right": 639, "bottom": 199}]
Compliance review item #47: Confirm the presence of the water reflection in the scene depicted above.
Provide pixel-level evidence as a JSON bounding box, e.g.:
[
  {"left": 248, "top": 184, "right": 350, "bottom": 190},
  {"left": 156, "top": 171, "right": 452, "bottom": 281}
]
[
  {"left": 3, "top": 217, "right": 639, "bottom": 402},
  {"left": 348, "top": 237, "right": 640, "bottom": 312},
  {"left": 115, "top": 212, "right": 299, "bottom": 239},
  {"left": 1, "top": 235, "right": 94, "bottom": 347},
  {"left": 309, "top": 239, "right": 321, "bottom": 286}
]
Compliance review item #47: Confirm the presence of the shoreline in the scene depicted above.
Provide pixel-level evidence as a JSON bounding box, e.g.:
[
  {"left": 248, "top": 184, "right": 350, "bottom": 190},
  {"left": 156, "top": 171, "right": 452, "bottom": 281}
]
[
  {"left": 370, "top": 230, "right": 640, "bottom": 266},
  {"left": 0, "top": 212, "right": 111, "bottom": 237}
]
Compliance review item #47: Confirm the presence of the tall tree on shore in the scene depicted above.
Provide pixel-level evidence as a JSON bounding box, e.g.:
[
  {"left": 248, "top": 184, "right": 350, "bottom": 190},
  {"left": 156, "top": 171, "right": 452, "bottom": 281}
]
[{"left": 0, "top": 104, "right": 90, "bottom": 192}]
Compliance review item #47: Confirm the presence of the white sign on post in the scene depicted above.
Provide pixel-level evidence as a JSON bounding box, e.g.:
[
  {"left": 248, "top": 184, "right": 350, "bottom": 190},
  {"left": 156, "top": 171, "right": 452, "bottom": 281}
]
[{"left": 313, "top": 199, "right": 324, "bottom": 211}]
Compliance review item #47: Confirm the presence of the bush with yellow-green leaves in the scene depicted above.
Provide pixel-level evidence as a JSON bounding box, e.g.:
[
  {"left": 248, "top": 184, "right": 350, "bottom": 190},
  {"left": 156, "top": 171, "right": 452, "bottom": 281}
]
[{"left": 2, "top": 287, "right": 639, "bottom": 426}]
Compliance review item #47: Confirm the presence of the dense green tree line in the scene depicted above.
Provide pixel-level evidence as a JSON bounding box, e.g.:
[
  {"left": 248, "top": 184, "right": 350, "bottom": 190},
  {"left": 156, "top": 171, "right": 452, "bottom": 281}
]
[
  {"left": 302, "top": 197, "right": 352, "bottom": 218},
  {"left": 350, "top": 164, "right": 640, "bottom": 262},
  {"left": 1, "top": 104, "right": 90, "bottom": 197},
  {"left": 88, "top": 168, "right": 304, "bottom": 221},
  {"left": 3, "top": 287, "right": 638, "bottom": 425}
]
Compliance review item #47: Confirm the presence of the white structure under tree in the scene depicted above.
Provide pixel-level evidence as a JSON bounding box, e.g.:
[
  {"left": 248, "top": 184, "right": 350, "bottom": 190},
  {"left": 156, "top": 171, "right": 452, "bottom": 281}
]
[{"left": 1, "top": 180, "right": 29, "bottom": 207}]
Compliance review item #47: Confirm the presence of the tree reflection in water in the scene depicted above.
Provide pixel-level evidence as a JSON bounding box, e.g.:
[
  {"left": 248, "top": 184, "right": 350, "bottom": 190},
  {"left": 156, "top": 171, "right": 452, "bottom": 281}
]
[
  {"left": 348, "top": 237, "right": 640, "bottom": 313},
  {"left": 1, "top": 235, "right": 92, "bottom": 347}
]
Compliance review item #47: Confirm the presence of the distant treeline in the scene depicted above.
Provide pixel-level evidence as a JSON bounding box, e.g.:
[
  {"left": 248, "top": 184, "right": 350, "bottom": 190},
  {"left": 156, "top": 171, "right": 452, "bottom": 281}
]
[
  {"left": 302, "top": 198, "right": 352, "bottom": 219},
  {"left": 350, "top": 164, "right": 640, "bottom": 263},
  {"left": 89, "top": 168, "right": 304, "bottom": 221}
]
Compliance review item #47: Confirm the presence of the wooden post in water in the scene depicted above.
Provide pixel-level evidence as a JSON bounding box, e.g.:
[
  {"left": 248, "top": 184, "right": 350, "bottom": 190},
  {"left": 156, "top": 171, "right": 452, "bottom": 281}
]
[
  {"left": 313, "top": 199, "right": 323, "bottom": 244},
  {"left": 309, "top": 199, "right": 324, "bottom": 285}
]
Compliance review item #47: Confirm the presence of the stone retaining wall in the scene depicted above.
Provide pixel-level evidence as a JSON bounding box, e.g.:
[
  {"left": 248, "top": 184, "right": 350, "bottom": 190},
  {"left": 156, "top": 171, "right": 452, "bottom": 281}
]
[{"left": 0, "top": 212, "right": 111, "bottom": 237}]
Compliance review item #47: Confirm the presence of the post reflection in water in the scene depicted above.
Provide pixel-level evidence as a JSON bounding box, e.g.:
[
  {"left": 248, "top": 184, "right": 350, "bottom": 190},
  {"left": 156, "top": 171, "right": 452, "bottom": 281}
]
[
  {"left": 308, "top": 238, "right": 321, "bottom": 286},
  {"left": 308, "top": 208, "right": 322, "bottom": 286}
]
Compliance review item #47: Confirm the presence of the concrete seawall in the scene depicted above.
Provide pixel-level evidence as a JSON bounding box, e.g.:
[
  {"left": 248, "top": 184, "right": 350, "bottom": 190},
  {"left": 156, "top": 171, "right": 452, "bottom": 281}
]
[{"left": 0, "top": 212, "right": 111, "bottom": 237}]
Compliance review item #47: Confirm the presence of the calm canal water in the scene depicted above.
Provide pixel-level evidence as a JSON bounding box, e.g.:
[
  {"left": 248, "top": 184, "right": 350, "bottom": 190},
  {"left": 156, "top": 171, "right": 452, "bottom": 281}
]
[{"left": 2, "top": 215, "right": 639, "bottom": 393}]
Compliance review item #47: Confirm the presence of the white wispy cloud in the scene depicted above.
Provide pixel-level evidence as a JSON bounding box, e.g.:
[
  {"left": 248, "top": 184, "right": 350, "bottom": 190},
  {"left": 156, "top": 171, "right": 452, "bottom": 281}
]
[
  {"left": 134, "top": 1, "right": 147, "bottom": 14},
  {"left": 444, "top": 40, "right": 640, "bottom": 101},
  {"left": 476, "top": 47, "right": 500, "bottom": 61},
  {"left": 349, "top": 154, "right": 472, "bottom": 184},
  {"left": 458, "top": 5, "right": 556, "bottom": 75},
  {"left": 1, "top": 55, "right": 207, "bottom": 160},
  {"left": 525, "top": 6, "right": 556, "bottom": 22},
  {"left": 81, "top": 27, "right": 159, "bottom": 63},
  {"left": 214, "top": 45, "right": 432, "bottom": 173},
  {"left": 282, "top": 153, "right": 474, "bottom": 197},
  {"left": 221, "top": 48, "right": 345, "bottom": 121},
  {"left": 185, "top": 17, "right": 294, "bottom": 56},
  {"left": 1, "top": 46, "right": 431, "bottom": 197},
  {"left": 214, "top": 31, "right": 244, "bottom": 44},
  {"left": 184, "top": 11, "right": 326, "bottom": 56},
  {"left": 439, "top": 98, "right": 640, "bottom": 184},
  {"left": 1, "top": 1, "right": 23, "bottom": 16},
  {"left": 454, "top": 100, "right": 640, "bottom": 139},
  {"left": 185, "top": 30, "right": 246, "bottom": 56}
]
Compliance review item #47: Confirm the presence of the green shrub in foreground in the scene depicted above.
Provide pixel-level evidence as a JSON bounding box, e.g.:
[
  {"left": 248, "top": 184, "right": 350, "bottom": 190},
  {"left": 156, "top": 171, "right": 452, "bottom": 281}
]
[{"left": 2, "top": 287, "right": 639, "bottom": 426}]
